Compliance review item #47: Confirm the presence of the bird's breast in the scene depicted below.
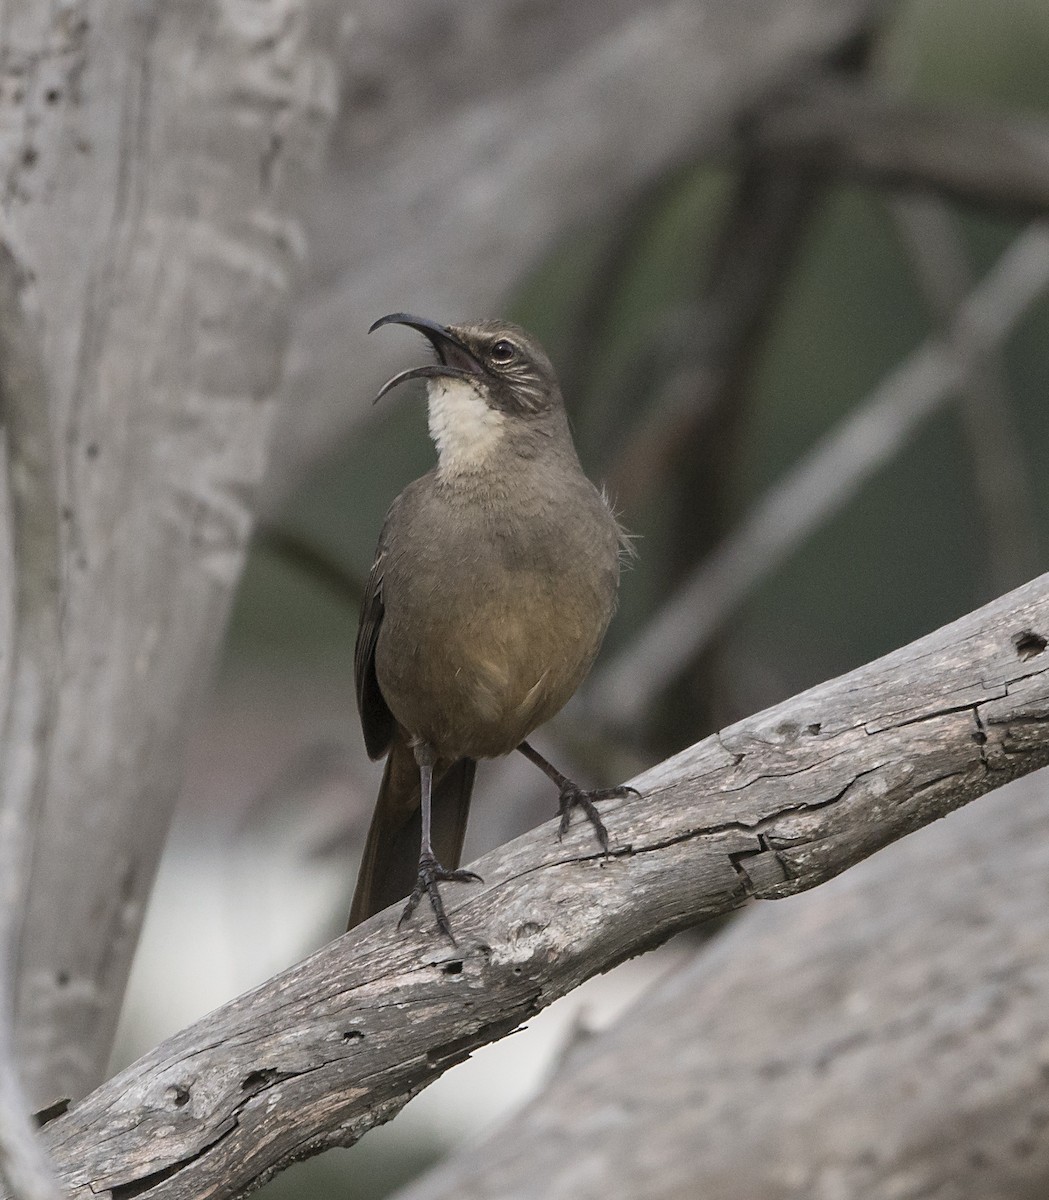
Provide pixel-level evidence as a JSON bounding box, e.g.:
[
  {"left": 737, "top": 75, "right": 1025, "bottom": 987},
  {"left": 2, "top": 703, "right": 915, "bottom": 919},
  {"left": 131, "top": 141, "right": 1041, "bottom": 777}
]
[{"left": 375, "top": 485, "right": 619, "bottom": 759}]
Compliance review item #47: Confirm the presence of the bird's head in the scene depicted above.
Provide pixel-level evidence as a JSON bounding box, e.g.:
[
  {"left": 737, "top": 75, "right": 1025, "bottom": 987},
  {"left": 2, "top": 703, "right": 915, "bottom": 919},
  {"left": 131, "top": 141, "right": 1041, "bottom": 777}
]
[{"left": 370, "top": 313, "right": 566, "bottom": 476}]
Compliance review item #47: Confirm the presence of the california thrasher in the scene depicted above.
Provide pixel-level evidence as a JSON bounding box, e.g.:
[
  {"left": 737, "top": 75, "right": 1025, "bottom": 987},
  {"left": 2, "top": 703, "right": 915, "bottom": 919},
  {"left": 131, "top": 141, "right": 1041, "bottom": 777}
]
[{"left": 348, "top": 313, "right": 636, "bottom": 939}]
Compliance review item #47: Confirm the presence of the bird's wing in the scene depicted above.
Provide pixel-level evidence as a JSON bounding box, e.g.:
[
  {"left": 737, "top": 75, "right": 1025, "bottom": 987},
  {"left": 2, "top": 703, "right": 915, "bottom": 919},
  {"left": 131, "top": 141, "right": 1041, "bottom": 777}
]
[{"left": 355, "top": 510, "right": 396, "bottom": 760}]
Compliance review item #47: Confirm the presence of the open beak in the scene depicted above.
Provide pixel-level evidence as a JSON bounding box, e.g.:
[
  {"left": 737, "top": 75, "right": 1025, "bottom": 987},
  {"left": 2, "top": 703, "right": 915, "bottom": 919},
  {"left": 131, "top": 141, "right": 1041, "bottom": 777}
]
[{"left": 369, "top": 312, "right": 486, "bottom": 404}]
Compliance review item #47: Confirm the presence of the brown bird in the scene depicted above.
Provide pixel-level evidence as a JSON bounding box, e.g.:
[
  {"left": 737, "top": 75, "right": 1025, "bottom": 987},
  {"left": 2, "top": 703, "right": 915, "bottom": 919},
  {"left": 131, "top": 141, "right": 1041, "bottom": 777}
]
[{"left": 348, "top": 313, "right": 636, "bottom": 939}]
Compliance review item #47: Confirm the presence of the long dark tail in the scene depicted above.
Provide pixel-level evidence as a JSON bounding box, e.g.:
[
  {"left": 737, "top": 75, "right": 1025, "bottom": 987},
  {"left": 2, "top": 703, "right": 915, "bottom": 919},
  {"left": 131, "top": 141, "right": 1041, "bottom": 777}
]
[{"left": 347, "top": 729, "right": 476, "bottom": 930}]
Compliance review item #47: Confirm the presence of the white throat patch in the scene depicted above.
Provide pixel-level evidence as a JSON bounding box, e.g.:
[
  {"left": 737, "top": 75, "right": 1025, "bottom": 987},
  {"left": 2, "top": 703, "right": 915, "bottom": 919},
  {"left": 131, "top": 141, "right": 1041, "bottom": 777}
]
[{"left": 427, "top": 376, "right": 505, "bottom": 475}]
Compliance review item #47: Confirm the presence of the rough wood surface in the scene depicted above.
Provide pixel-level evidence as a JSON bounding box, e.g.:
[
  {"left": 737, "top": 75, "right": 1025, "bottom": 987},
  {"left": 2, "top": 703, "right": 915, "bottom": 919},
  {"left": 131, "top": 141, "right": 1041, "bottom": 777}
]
[
  {"left": 0, "top": 1, "right": 335, "bottom": 1108},
  {"left": 393, "top": 775, "right": 1049, "bottom": 1200},
  {"left": 32, "top": 572, "right": 1049, "bottom": 1200}
]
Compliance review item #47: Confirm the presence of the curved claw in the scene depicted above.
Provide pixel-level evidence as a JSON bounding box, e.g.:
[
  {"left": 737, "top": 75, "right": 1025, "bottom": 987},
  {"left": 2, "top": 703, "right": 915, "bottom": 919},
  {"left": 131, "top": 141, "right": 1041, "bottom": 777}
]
[
  {"left": 398, "top": 853, "right": 484, "bottom": 942},
  {"left": 555, "top": 783, "right": 641, "bottom": 852},
  {"left": 604, "top": 782, "right": 638, "bottom": 801},
  {"left": 557, "top": 786, "right": 611, "bottom": 853}
]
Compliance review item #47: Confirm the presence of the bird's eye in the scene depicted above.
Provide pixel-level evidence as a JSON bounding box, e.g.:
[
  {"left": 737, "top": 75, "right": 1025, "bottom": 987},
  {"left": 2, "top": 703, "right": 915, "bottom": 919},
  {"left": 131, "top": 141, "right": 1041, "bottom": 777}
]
[{"left": 490, "top": 339, "right": 517, "bottom": 364}]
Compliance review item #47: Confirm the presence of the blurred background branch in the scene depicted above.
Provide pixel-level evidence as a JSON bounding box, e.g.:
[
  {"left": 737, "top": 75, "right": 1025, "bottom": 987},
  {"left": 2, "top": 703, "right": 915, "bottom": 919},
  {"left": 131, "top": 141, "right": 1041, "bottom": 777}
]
[
  {"left": 265, "top": 0, "right": 893, "bottom": 506},
  {"left": 889, "top": 191, "right": 1040, "bottom": 589},
  {"left": 0, "top": 0, "right": 339, "bottom": 1116},
  {"left": 586, "top": 222, "right": 1049, "bottom": 728},
  {"left": 749, "top": 77, "right": 1049, "bottom": 217}
]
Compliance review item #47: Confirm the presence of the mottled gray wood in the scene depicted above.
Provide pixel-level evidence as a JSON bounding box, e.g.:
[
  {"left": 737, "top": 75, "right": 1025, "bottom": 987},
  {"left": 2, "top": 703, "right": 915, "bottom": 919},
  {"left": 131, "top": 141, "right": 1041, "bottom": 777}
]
[
  {"left": 33, "top": 572, "right": 1049, "bottom": 1200},
  {"left": 0, "top": 2, "right": 336, "bottom": 1109},
  {"left": 394, "top": 775, "right": 1049, "bottom": 1200}
]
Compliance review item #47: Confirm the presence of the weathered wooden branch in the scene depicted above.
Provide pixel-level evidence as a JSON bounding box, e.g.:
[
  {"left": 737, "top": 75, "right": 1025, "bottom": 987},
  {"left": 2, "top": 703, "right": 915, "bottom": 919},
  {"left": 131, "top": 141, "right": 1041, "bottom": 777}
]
[
  {"left": 395, "top": 772, "right": 1049, "bottom": 1200},
  {"left": 33, "top": 571, "right": 1049, "bottom": 1200}
]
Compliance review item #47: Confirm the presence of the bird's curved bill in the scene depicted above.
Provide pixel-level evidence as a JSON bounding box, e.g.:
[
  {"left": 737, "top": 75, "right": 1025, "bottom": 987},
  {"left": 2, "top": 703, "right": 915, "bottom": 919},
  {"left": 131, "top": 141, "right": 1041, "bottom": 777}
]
[
  {"left": 371, "top": 363, "right": 474, "bottom": 404},
  {"left": 369, "top": 312, "right": 486, "bottom": 404}
]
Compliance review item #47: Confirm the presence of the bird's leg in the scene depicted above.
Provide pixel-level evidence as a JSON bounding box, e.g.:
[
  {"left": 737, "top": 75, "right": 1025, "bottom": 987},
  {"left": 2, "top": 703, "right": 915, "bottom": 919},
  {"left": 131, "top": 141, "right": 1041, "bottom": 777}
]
[
  {"left": 517, "top": 741, "right": 640, "bottom": 853},
  {"left": 399, "top": 741, "right": 482, "bottom": 942}
]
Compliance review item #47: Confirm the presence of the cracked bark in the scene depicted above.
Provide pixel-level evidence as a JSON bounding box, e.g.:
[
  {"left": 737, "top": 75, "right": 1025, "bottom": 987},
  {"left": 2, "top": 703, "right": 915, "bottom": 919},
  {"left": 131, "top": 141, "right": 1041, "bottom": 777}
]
[
  {"left": 394, "top": 777, "right": 1049, "bottom": 1200},
  {"left": 30, "top": 571, "right": 1049, "bottom": 1200}
]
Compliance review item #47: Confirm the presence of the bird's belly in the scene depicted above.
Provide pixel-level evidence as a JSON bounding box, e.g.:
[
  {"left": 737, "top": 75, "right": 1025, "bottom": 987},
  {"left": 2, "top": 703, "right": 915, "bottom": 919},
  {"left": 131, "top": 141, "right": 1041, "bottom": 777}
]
[{"left": 376, "top": 587, "right": 605, "bottom": 760}]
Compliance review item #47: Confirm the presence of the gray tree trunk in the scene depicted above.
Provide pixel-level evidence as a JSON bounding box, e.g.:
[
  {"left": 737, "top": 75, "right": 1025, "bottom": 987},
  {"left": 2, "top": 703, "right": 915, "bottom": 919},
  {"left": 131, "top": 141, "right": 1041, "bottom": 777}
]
[{"left": 0, "top": 0, "right": 336, "bottom": 1110}]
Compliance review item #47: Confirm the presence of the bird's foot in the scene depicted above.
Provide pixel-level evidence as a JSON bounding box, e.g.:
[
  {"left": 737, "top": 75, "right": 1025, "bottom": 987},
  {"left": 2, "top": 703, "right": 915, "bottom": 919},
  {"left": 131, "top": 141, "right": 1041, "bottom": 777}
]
[
  {"left": 398, "top": 852, "right": 483, "bottom": 942},
  {"left": 557, "top": 783, "right": 640, "bottom": 853}
]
